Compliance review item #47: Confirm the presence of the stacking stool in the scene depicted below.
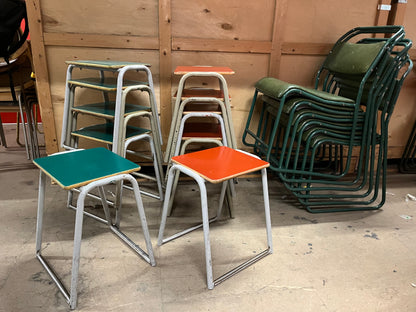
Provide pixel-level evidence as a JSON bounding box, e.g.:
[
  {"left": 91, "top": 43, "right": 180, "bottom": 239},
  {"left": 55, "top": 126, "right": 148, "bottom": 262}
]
[
  {"left": 33, "top": 147, "right": 155, "bottom": 309},
  {"left": 158, "top": 146, "right": 273, "bottom": 289},
  {"left": 164, "top": 66, "right": 236, "bottom": 163}
]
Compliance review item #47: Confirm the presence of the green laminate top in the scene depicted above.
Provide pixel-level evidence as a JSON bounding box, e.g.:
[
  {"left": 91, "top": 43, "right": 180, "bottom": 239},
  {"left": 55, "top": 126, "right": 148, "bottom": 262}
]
[
  {"left": 33, "top": 147, "right": 140, "bottom": 190},
  {"left": 68, "top": 77, "right": 148, "bottom": 91},
  {"left": 71, "top": 123, "right": 150, "bottom": 144},
  {"left": 72, "top": 102, "right": 150, "bottom": 119},
  {"left": 65, "top": 60, "right": 151, "bottom": 69}
]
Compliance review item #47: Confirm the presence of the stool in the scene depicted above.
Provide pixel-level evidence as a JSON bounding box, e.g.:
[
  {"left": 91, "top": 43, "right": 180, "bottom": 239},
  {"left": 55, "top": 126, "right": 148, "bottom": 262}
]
[
  {"left": 157, "top": 146, "right": 273, "bottom": 289},
  {"left": 164, "top": 66, "right": 236, "bottom": 163},
  {"left": 33, "top": 147, "right": 155, "bottom": 310}
]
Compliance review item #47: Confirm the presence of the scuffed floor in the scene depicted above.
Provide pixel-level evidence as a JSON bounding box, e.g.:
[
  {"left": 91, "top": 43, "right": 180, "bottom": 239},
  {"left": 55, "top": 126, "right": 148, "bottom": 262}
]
[{"left": 1, "top": 125, "right": 416, "bottom": 311}]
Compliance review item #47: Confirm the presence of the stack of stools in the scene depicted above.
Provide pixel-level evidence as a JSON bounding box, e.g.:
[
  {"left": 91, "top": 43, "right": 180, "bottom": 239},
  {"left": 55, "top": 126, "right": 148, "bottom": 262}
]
[
  {"left": 163, "top": 66, "right": 237, "bottom": 216},
  {"left": 60, "top": 60, "right": 163, "bottom": 200},
  {"left": 164, "top": 66, "right": 237, "bottom": 163},
  {"left": 33, "top": 147, "right": 155, "bottom": 309}
]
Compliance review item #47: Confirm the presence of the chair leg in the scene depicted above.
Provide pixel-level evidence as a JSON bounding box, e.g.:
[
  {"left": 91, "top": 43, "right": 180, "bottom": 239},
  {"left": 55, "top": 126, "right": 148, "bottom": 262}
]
[
  {"left": 0, "top": 115, "right": 6, "bottom": 147},
  {"left": 261, "top": 168, "right": 273, "bottom": 253},
  {"left": 199, "top": 180, "right": 214, "bottom": 289}
]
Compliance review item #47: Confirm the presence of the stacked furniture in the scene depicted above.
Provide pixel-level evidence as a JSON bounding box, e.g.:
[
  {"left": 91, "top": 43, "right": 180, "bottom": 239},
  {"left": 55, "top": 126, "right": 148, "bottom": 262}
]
[
  {"left": 61, "top": 60, "right": 163, "bottom": 200},
  {"left": 243, "top": 26, "right": 413, "bottom": 212},
  {"left": 163, "top": 66, "right": 237, "bottom": 216},
  {"left": 164, "top": 66, "right": 237, "bottom": 163}
]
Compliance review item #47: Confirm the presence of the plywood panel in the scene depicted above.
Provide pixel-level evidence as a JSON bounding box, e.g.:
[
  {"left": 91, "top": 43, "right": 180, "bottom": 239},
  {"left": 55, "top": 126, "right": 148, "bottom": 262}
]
[
  {"left": 172, "top": 0, "right": 276, "bottom": 41},
  {"left": 284, "top": 0, "right": 379, "bottom": 43},
  {"left": 387, "top": 72, "right": 416, "bottom": 155},
  {"left": 41, "top": 0, "right": 158, "bottom": 36},
  {"left": 403, "top": 0, "right": 416, "bottom": 45},
  {"left": 278, "top": 54, "right": 325, "bottom": 86}
]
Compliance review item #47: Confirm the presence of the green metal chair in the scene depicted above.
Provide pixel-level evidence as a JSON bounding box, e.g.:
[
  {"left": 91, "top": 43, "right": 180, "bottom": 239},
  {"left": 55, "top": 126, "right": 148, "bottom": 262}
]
[{"left": 243, "top": 26, "right": 412, "bottom": 212}]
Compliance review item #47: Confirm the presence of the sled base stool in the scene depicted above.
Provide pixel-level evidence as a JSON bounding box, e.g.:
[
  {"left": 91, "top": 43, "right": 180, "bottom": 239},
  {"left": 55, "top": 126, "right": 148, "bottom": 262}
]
[
  {"left": 157, "top": 146, "right": 273, "bottom": 289},
  {"left": 33, "top": 147, "right": 155, "bottom": 310}
]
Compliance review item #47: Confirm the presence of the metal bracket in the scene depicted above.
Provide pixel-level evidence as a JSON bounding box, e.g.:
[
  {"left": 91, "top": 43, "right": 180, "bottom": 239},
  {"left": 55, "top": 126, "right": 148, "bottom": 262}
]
[{"left": 378, "top": 4, "right": 391, "bottom": 10}]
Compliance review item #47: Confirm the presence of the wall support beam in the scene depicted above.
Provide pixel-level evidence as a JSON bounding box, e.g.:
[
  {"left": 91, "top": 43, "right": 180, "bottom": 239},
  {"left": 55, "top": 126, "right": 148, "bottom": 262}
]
[{"left": 26, "top": 0, "right": 58, "bottom": 154}]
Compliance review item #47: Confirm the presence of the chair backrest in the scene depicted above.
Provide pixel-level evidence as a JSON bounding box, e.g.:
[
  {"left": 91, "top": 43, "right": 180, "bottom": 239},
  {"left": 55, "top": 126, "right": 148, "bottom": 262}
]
[{"left": 315, "top": 26, "right": 406, "bottom": 111}]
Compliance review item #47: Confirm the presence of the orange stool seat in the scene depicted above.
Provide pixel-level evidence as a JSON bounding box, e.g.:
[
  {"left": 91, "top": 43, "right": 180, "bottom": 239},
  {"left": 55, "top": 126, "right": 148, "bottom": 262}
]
[{"left": 172, "top": 146, "right": 269, "bottom": 182}]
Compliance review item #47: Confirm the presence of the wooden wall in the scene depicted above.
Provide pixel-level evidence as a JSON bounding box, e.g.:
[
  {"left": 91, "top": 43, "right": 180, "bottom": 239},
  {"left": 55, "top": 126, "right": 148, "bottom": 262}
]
[{"left": 26, "top": 0, "right": 415, "bottom": 159}]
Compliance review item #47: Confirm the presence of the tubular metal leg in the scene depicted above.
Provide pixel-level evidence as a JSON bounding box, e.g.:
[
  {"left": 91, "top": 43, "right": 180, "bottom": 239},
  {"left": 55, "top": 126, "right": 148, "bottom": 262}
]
[
  {"left": 157, "top": 162, "right": 273, "bottom": 290},
  {"left": 35, "top": 173, "right": 155, "bottom": 310},
  {"left": 0, "top": 115, "right": 6, "bottom": 147}
]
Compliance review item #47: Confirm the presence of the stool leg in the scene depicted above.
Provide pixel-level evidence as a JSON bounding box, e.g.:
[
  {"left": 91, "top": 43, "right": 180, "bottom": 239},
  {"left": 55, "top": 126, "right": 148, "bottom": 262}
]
[
  {"left": 157, "top": 164, "right": 214, "bottom": 289},
  {"left": 35, "top": 171, "right": 46, "bottom": 255},
  {"left": 68, "top": 185, "right": 90, "bottom": 309},
  {"left": 35, "top": 171, "right": 74, "bottom": 308},
  {"left": 261, "top": 168, "right": 273, "bottom": 252},
  {"left": 125, "top": 174, "right": 156, "bottom": 266},
  {"left": 157, "top": 166, "right": 176, "bottom": 245},
  {"left": 199, "top": 180, "right": 214, "bottom": 289},
  {"left": 98, "top": 186, "right": 112, "bottom": 225}
]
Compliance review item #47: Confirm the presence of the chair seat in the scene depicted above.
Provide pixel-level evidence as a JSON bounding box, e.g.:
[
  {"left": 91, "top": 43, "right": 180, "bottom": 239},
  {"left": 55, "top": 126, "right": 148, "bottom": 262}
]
[
  {"left": 68, "top": 77, "right": 148, "bottom": 92},
  {"left": 181, "top": 122, "right": 223, "bottom": 140},
  {"left": 174, "top": 88, "right": 230, "bottom": 100},
  {"left": 65, "top": 60, "right": 150, "bottom": 69},
  {"left": 72, "top": 101, "right": 150, "bottom": 119},
  {"left": 174, "top": 65, "right": 235, "bottom": 75},
  {"left": 71, "top": 123, "right": 150, "bottom": 145},
  {"left": 33, "top": 147, "right": 140, "bottom": 189},
  {"left": 255, "top": 77, "right": 355, "bottom": 103},
  {"left": 172, "top": 146, "right": 269, "bottom": 183}
]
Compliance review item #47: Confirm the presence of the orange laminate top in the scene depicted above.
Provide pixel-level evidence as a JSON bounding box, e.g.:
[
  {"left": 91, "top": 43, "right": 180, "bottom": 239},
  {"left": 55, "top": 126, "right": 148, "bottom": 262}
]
[
  {"left": 174, "top": 66, "right": 235, "bottom": 75},
  {"left": 171, "top": 146, "right": 269, "bottom": 183}
]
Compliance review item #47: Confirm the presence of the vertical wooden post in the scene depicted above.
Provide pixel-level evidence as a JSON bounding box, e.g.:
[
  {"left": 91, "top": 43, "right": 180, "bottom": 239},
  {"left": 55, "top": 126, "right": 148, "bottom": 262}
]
[
  {"left": 159, "top": 0, "right": 172, "bottom": 147},
  {"left": 388, "top": 0, "right": 407, "bottom": 25},
  {"left": 375, "top": 0, "right": 392, "bottom": 26},
  {"left": 269, "top": 0, "right": 289, "bottom": 77},
  {"left": 25, "top": 0, "right": 58, "bottom": 155}
]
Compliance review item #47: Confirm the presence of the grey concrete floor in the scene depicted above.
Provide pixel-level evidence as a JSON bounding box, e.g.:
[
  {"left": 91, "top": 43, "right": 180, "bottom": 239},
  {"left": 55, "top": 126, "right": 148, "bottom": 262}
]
[{"left": 1, "top": 124, "right": 416, "bottom": 311}]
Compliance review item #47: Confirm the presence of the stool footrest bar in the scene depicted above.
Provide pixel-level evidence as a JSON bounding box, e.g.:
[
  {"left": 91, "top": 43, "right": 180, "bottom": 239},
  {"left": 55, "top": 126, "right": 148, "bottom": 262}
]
[
  {"left": 109, "top": 225, "right": 155, "bottom": 266},
  {"left": 68, "top": 204, "right": 108, "bottom": 224},
  {"left": 122, "top": 184, "right": 161, "bottom": 200},
  {"left": 71, "top": 188, "right": 115, "bottom": 206},
  {"left": 213, "top": 247, "right": 271, "bottom": 287},
  {"left": 36, "top": 253, "right": 71, "bottom": 305},
  {"left": 161, "top": 215, "right": 219, "bottom": 244}
]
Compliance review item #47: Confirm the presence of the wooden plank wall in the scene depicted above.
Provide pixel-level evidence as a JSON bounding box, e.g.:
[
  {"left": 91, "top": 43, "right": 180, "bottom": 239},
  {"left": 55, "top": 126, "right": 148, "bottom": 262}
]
[{"left": 26, "top": 0, "right": 415, "bottom": 159}]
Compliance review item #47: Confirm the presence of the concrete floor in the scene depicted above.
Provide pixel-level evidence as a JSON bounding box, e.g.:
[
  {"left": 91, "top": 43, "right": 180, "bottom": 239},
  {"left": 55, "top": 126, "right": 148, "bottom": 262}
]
[{"left": 1, "top": 124, "right": 416, "bottom": 312}]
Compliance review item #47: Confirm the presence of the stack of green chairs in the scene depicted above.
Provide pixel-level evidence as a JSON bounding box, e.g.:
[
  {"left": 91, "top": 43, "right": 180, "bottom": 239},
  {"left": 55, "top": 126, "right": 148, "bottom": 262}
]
[{"left": 243, "top": 26, "right": 413, "bottom": 212}]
